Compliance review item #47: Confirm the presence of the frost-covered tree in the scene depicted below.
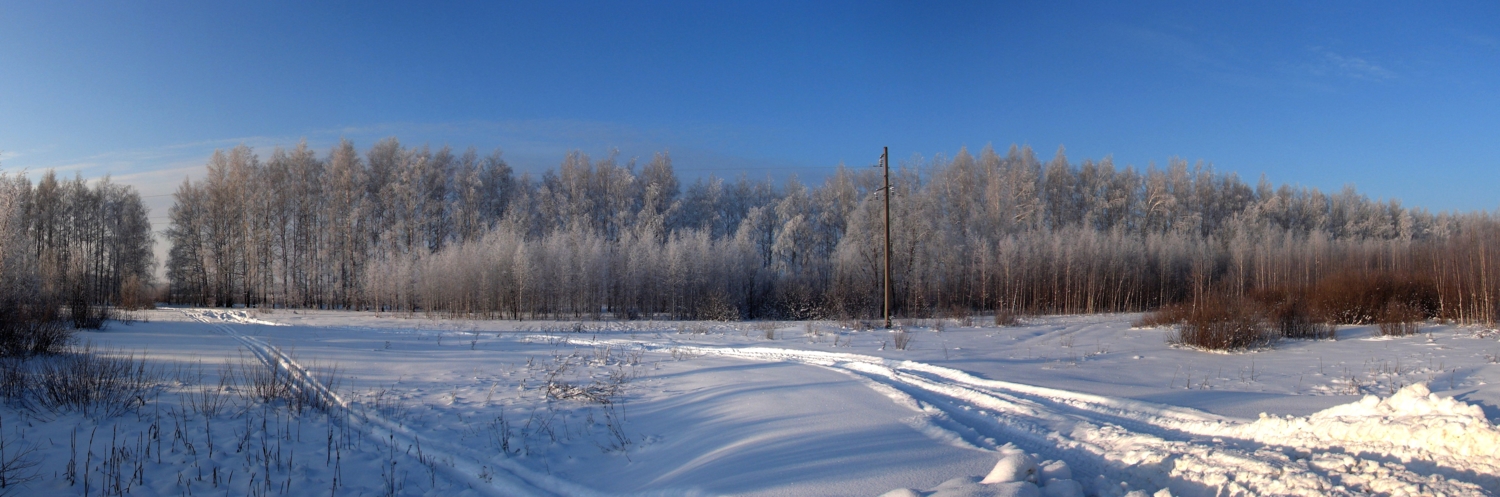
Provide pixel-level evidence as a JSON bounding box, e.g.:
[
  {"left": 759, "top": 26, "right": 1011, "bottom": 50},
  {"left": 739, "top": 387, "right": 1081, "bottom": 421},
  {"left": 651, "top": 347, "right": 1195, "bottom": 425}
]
[{"left": 158, "top": 140, "right": 1500, "bottom": 326}]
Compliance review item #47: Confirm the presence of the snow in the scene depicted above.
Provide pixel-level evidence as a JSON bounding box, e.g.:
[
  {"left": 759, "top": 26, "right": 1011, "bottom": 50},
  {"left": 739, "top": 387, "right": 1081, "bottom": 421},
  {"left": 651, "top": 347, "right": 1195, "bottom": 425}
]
[{"left": 7, "top": 309, "right": 1499, "bottom": 496}]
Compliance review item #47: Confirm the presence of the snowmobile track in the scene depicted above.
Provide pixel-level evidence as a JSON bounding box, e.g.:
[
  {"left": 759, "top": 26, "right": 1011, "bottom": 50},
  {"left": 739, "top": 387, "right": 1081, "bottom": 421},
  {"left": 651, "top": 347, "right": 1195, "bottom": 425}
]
[
  {"left": 181, "top": 309, "right": 581, "bottom": 497},
  {"left": 537, "top": 335, "right": 1496, "bottom": 496}
]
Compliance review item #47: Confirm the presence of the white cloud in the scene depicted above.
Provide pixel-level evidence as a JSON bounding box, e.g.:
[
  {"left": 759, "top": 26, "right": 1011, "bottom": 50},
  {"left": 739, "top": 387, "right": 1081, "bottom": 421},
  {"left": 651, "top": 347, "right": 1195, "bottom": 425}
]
[
  {"left": 1310, "top": 48, "right": 1395, "bottom": 81},
  {"left": 1465, "top": 33, "right": 1500, "bottom": 51}
]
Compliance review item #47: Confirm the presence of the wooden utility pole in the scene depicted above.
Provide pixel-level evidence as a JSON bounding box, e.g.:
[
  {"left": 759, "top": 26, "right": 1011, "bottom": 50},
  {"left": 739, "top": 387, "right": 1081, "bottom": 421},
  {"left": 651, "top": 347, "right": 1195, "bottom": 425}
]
[{"left": 882, "top": 146, "right": 893, "bottom": 329}]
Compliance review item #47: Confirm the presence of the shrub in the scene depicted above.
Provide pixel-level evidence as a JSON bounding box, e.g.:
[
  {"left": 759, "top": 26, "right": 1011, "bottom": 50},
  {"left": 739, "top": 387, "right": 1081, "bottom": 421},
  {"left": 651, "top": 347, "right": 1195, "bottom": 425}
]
[
  {"left": 1376, "top": 300, "right": 1422, "bottom": 336},
  {"left": 115, "top": 275, "right": 156, "bottom": 311},
  {"left": 1310, "top": 271, "right": 1438, "bottom": 325},
  {"left": 697, "top": 292, "right": 740, "bottom": 321},
  {"left": 62, "top": 288, "right": 111, "bottom": 330},
  {"left": 945, "top": 306, "right": 975, "bottom": 327},
  {"left": 1253, "top": 287, "right": 1336, "bottom": 340},
  {"left": 0, "top": 297, "right": 71, "bottom": 357},
  {"left": 1170, "top": 296, "right": 1274, "bottom": 351},
  {"left": 238, "top": 351, "right": 294, "bottom": 405},
  {"left": 32, "top": 344, "right": 162, "bottom": 417},
  {"left": 994, "top": 307, "right": 1020, "bottom": 327},
  {"left": 0, "top": 417, "right": 39, "bottom": 495},
  {"left": 1135, "top": 302, "right": 1192, "bottom": 328}
]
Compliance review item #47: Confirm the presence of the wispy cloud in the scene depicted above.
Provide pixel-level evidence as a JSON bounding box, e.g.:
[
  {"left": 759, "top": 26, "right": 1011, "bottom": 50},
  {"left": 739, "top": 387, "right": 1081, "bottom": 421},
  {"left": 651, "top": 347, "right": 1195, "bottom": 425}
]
[
  {"left": 1113, "top": 25, "right": 1302, "bottom": 91},
  {"left": 1464, "top": 33, "right": 1500, "bottom": 51},
  {"left": 1309, "top": 48, "right": 1395, "bottom": 81}
]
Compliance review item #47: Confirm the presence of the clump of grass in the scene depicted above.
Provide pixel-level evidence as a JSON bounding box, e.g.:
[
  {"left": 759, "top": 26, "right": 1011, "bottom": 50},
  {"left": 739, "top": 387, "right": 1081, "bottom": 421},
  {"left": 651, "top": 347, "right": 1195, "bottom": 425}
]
[
  {"left": 892, "top": 328, "right": 913, "bottom": 351},
  {"left": 235, "top": 350, "right": 341, "bottom": 414}
]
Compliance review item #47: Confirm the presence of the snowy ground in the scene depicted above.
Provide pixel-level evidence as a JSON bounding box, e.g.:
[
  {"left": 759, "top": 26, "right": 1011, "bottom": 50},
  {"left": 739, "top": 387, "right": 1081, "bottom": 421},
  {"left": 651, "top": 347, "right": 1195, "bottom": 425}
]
[{"left": 6, "top": 308, "right": 1500, "bottom": 496}]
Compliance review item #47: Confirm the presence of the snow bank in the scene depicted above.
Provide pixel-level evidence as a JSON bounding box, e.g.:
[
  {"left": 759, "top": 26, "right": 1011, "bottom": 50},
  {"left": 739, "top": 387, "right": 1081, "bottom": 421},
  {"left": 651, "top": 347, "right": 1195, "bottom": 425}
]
[
  {"left": 884, "top": 383, "right": 1497, "bottom": 496},
  {"left": 1229, "top": 382, "right": 1500, "bottom": 491}
]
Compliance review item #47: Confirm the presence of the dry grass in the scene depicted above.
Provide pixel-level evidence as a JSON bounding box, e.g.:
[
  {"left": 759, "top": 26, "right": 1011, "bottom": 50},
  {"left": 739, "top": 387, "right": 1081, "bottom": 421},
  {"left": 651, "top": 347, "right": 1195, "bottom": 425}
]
[{"left": 891, "top": 329, "right": 912, "bottom": 350}]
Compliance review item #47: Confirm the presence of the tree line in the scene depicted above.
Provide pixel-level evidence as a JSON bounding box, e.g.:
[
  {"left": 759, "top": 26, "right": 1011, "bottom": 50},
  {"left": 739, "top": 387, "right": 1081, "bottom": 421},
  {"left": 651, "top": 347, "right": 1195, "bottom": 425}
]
[
  {"left": 0, "top": 169, "right": 155, "bottom": 340},
  {"left": 162, "top": 139, "right": 1499, "bottom": 325}
]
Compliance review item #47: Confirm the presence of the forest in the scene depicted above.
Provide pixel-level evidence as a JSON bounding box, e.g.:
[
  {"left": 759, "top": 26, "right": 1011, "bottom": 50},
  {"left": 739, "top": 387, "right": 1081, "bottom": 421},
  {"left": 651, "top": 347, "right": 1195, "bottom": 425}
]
[
  {"left": 1, "top": 139, "right": 1497, "bottom": 328},
  {"left": 0, "top": 170, "right": 154, "bottom": 353},
  {"left": 144, "top": 139, "right": 1499, "bottom": 327}
]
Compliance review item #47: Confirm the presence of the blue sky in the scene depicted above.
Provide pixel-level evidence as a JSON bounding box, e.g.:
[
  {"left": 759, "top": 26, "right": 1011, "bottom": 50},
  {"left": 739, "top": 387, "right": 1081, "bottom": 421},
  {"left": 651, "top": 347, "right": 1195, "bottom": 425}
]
[{"left": 3, "top": 1, "right": 1499, "bottom": 223}]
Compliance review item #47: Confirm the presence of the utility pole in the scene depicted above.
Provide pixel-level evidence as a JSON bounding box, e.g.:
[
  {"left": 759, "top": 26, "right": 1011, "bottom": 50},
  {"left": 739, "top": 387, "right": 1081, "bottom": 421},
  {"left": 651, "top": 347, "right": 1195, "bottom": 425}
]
[{"left": 882, "top": 146, "right": 893, "bottom": 329}]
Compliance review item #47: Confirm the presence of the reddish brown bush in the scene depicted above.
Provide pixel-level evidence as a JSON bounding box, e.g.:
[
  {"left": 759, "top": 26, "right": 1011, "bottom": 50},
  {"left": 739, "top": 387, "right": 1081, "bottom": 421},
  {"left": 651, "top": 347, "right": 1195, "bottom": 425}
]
[
  {"left": 1170, "top": 296, "right": 1274, "bottom": 351},
  {"left": 1376, "top": 300, "right": 1422, "bottom": 336},
  {"left": 1252, "top": 286, "right": 1336, "bottom": 340},
  {"left": 1135, "top": 302, "right": 1192, "bottom": 328},
  {"left": 1309, "top": 271, "right": 1437, "bottom": 325},
  {"left": 116, "top": 275, "right": 157, "bottom": 311}
]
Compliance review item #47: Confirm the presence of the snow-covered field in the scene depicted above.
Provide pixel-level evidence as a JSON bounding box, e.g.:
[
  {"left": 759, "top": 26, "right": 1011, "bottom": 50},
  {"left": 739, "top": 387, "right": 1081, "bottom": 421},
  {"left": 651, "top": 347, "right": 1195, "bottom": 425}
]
[{"left": 7, "top": 308, "right": 1500, "bottom": 496}]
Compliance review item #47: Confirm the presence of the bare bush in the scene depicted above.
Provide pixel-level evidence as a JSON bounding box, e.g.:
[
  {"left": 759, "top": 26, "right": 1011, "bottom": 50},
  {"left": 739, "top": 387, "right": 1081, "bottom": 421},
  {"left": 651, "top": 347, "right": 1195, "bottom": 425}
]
[
  {"left": 1377, "top": 300, "right": 1422, "bottom": 336},
  {"left": 698, "top": 292, "right": 740, "bottom": 321},
  {"left": 237, "top": 351, "right": 294, "bottom": 405},
  {"left": 185, "top": 363, "right": 235, "bottom": 417},
  {"left": 0, "top": 297, "right": 71, "bottom": 357},
  {"left": 1310, "top": 271, "right": 1438, "bottom": 325},
  {"left": 0, "top": 418, "right": 39, "bottom": 495},
  {"left": 232, "top": 350, "right": 344, "bottom": 414},
  {"left": 65, "top": 293, "right": 111, "bottom": 330},
  {"left": 1255, "top": 287, "right": 1335, "bottom": 340},
  {"left": 0, "top": 360, "right": 23, "bottom": 403},
  {"left": 754, "top": 321, "right": 778, "bottom": 340},
  {"left": 1170, "top": 297, "right": 1274, "bottom": 351},
  {"left": 115, "top": 274, "right": 157, "bottom": 311},
  {"left": 994, "top": 308, "right": 1020, "bottom": 327},
  {"left": 945, "top": 306, "right": 974, "bottom": 327},
  {"left": 32, "top": 344, "right": 162, "bottom": 417},
  {"left": 1135, "top": 303, "right": 1192, "bottom": 328}
]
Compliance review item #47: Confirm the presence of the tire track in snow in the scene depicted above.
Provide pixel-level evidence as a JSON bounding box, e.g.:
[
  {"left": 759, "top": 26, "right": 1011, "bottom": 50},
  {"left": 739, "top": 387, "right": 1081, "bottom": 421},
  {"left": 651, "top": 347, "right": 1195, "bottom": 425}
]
[
  {"left": 541, "top": 336, "right": 1494, "bottom": 496},
  {"left": 179, "top": 309, "right": 580, "bottom": 497}
]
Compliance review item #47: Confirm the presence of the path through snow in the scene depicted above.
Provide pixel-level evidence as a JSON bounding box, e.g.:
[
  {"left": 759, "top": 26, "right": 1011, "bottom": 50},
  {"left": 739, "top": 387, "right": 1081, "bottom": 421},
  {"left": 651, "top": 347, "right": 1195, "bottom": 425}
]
[
  {"left": 539, "top": 336, "right": 1498, "bottom": 496},
  {"left": 169, "top": 309, "right": 1500, "bottom": 496}
]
